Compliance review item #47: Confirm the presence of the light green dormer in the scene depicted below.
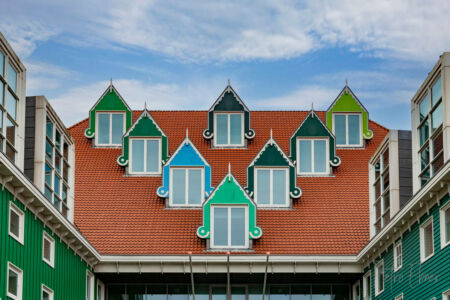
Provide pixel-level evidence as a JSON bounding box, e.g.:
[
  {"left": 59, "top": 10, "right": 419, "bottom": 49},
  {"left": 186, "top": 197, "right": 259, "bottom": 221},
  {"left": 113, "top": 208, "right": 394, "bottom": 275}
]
[
  {"left": 197, "top": 168, "right": 262, "bottom": 249},
  {"left": 326, "top": 85, "right": 373, "bottom": 147},
  {"left": 84, "top": 83, "right": 132, "bottom": 147}
]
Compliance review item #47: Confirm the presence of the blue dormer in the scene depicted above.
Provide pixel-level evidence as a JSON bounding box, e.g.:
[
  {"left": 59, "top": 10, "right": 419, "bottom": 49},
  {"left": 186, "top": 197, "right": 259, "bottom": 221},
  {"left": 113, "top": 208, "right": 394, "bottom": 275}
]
[{"left": 157, "top": 130, "right": 214, "bottom": 207}]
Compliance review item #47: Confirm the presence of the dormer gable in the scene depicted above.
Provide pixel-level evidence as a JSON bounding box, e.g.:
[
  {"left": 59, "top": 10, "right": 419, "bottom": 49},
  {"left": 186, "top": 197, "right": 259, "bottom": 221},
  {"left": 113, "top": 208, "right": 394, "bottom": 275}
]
[
  {"left": 203, "top": 84, "right": 255, "bottom": 147},
  {"left": 117, "top": 107, "right": 168, "bottom": 175}
]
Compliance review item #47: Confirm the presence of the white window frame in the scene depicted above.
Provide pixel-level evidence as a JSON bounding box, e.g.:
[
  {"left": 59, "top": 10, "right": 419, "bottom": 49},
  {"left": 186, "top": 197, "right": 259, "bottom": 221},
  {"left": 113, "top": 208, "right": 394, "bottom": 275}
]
[
  {"left": 362, "top": 271, "right": 371, "bottom": 300},
  {"left": 210, "top": 205, "right": 249, "bottom": 249},
  {"left": 332, "top": 112, "right": 363, "bottom": 147},
  {"left": 86, "top": 270, "right": 95, "bottom": 300},
  {"left": 420, "top": 216, "right": 434, "bottom": 263},
  {"left": 97, "top": 280, "right": 105, "bottom": 300},
  {"left": 374, "top": 260, "right": 384, "bottom": 296},
  {"left": 95, "top": 111, "right": 125, "bottom": 146},
  {"left": 169, "top": 167, "right": 205, "bottom": 207},
  {"left": 9, "top": 202, "right": 24, "bottom": 245},
  {"left": 254, "top": 167, "right": 289, "bottom": 207},
  {"left": 129, "top": 137, "right": 162, "bottom": 175},
  {"left": 393, "top": 240, "right": 402, "bottom": 272},
  {"left": 42, "top": 231, "right": 55, "bottom": 268},
  {"left": 297, "top": 138, "right": 330, "bottom": 175},
  {"left": 440, "top": 201, "right": 450, "bottom": 249},
  {"left": 352, "top": 281, "right": 360, "bottom": 300},
  {"left": 443, "top": 289, "right": 450, "bottom": 300},
  {"left": 7, "top": 262, "right": 23, "bottom": 300},
  {"left": 395, "top": 294, "right": 404, "bottom": 300},
  {"left": 42, "top": 284, "right": 54, "bottom": 300},
  {"left": 213, "top": 112, "right": 244, "bottom": 147}
]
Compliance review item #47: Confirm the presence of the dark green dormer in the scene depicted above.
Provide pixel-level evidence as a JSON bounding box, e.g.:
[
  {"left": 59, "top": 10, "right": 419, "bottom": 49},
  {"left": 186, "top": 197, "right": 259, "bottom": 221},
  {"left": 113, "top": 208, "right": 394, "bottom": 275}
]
[
  {"left": 203, "top": 84, "right": 255, "bottom": 147},
  {"left": 291, "top": 110, "right": 341, "bottom": 175},
  {"left": 117, "top": 108, "right": 168, "bottom": 175},
  {"left": 84, "top": 83, "right": 132, "bottom": 147},
  {"left": 326, "top": 85, "right": 373, "bottom": 147}
]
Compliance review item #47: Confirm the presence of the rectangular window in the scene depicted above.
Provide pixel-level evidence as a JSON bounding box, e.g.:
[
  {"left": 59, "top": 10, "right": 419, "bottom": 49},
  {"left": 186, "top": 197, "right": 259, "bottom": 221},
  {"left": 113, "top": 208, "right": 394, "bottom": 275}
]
[
  {"left": 86, "top": 271, "right": 94, "bottom": 300},
  {"left": 0, "top": 51, "right": 4, "bottom": 76},
  {"left": 352, "top": 282, "right": 361, "bottom": 300},
  {"left": 333, "top": 113, "right": 362, "bottom": 147},
  {"left": 297, "top": 138, "right": 328, "bottom": 175},
  {"left": 420, "top": 217, "right": 434, "bottom": 262},
  {"left": 42, "top": 285, "right": 54, "bottom": 300},
  {"left": 7, "top": 262, "right": 23, "bottom": 300},
  {"left": 441, "top": 202, "right": 450, "bottom": 248},
  {"left": 170, "top": 167, "right": 204, "bottom": 206},
  {"left": 255, "top": 168, "right": 288, "bottom": 207},
  {"left": 7, "top": 62, "right": 17, "bottom": 92},
  {"left": 394, "top": 240, "right": 402, "bottom": 271},
  {"left": 214, "top": 113, "right": 243, "bottom": 146},
  {"left": 363, "top": 272, "right": 371, "bottom": 300},
  {"left": 130, "top": 138, "right": 161, "bottom": 174},
  {"left": 9, "top": 202, "right": 24, "bottom": 245},
  {"left": 373, "top": 147, "right": 390, "bottom": 234},
  {"left": 375, "top": 260, "right": 384, "bottom": 295},
  {"left": 96, "top": 112, "right": 124, "bottom": 146},
  {"left": 42, "top": 231, "right": 55, "bottom": 268},
  {"left": 212, "top": 206, "right": 248, "bottom": 248},
  {"left": 97, "top": 281, "right": 105, "bottom": 300}
]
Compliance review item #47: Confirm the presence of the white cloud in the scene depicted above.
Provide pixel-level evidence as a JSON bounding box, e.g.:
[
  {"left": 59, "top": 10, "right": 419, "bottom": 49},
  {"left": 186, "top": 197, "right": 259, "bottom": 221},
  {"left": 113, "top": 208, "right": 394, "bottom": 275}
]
[{"left": 25, "top": 61, "right": 75, "bottom": 95}]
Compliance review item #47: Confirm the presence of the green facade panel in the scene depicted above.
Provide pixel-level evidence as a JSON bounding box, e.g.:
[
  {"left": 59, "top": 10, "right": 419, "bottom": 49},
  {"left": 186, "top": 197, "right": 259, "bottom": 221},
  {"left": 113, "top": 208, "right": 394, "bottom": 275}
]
[{"left": 0, "top": 187, "right": 94, "bottom": 300}]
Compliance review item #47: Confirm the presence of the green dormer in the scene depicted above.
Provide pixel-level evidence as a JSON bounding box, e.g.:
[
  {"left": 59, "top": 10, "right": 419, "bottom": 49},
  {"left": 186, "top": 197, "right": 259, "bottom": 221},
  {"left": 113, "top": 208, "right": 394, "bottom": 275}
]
[
  {"left": 117, "top": 108, "right": 168, "bottom": 175},
  {"left": 326, "top": 85, "right": 373, "bottom": 147},
  {"left": 84, "top": 83, "right": 132, "bottom": 147}
]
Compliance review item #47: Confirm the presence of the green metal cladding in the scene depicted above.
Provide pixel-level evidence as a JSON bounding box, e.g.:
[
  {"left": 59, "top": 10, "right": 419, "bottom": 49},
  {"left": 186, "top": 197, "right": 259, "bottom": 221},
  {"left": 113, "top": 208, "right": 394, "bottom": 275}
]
[
  {"left": 197, "top": 171, "right": 262, "bottom": 240},
  {"left": 326, "top": 85, "right": 373, "bottom": 140},
  {"left": 290, "top": 110, "right": 341, "bottom": 167},
  {"left": 203, "top": 84, "right": 255, "bottom": 141},
  {"left": 85, "top": 83, "right": 132, "bottom": 139},
  {"left": 246, "top": 135, "right": 301, "bottom": 199},
  {"left": 117, "top": 108, "right": 169, "bottom": 167},
  {"left": 359, "top": 195, "right": 450, "bottom": 300},
  {"left": 0, "top": 187, "right": 94, "bottom": 300}
]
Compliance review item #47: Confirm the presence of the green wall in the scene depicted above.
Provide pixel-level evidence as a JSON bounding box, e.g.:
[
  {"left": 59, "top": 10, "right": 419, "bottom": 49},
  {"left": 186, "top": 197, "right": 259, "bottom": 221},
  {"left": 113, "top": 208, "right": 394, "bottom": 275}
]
[
  {"left": 360, "top": 194, "right": 450, "bottom": 299},
  {"left": 0, "top": 187, "right": 95, "bottom": 300}
]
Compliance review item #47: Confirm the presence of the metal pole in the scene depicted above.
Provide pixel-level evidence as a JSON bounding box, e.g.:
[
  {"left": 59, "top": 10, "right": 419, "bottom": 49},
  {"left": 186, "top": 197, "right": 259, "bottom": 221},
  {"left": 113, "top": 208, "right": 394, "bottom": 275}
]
[
  {"left": 262, "top": 252, "right": 270, "bottom": 300},
  {"left": 189, "top": 252, "right": 195, "bottom": 300},
  {"left": 227, "top": 252, "right": 231, "bottom": 300}
]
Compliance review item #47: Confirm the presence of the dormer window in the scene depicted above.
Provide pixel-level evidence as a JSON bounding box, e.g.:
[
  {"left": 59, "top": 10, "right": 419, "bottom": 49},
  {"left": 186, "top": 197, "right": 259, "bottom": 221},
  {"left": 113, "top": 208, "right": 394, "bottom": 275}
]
[
  {"left": 255, "top": 168, "right": 289, "bottom": 207},
  {"left": 214, "top": 112, "right": 244, "bottom": 147},
  {"left": 170, "top": 167, "right": 204, "bottom": 206},
  {"left": 333, "top": 113, "right": 362, "bottom": 147},
  {"left": 130, "top": 138, "right": 161, "bottom": 174},
  {"left": 297, "top": 138, "right": 329, "bottom": 175},
  {"left": 96, "top": 112, "right": 125, "bottom": 146},
  {"left": 211, "top": 205, "right": 248, "bottom": 249}
]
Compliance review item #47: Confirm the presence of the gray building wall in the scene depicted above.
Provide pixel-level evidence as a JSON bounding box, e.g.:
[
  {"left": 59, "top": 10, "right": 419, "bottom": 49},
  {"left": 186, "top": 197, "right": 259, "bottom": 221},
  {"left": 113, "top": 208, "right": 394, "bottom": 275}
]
[
  {"left": 398, "top": 130, "right": 412, "bottom": 208},
  {"left": 24, "top": 96, "right": 36, "bottom": 181}
]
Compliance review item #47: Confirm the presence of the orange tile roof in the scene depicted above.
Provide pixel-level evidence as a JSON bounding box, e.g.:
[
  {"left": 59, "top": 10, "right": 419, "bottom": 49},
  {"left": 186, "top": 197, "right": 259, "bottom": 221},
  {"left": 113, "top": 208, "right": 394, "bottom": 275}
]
[{"left": 70, "top": 111, "right": 388, "bottom": 255}]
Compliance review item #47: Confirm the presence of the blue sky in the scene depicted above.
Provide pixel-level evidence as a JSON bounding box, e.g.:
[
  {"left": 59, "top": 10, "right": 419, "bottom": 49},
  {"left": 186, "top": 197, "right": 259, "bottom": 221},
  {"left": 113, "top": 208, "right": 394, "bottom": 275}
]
[{"left": 2, "top": 0, "right": 450, "bottom": 128}]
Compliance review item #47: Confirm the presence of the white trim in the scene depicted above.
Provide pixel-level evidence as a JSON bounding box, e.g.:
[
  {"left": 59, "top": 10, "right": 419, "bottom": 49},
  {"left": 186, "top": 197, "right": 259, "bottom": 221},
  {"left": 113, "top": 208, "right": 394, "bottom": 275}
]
[
  {"left": 440, "top": 201, "right": 450, "bottom": 249},
  {"left": 213, "top": 112, "right": 244, "bottom": 147},
  {"left": 393, "top": 240, "right": 402, "bottom": 272},
  {"left": 7, "top": 262, "right": 23, "bottom": 300},
  {"left": 254, "top": 167, "right": 289, "bottom": 207},
  {"left": 41, "top": 284, "right": 54, "bottom": 300},
  {"left": 94, "top": 111, "right": 125, "bottom": 147},
  {"left": 420, "top": 216, "right": 435, "bottom": 263},
  {"left": 297, "top": 137, "right": 330, "bottom": 175},
  {"left": 210, "top": 205, "right": 249, "bottom": 249},
  {"left": 9, "top": 201, "right": 24, "bottom": 245},
  {"left": 97, "top": 280, "right": 105, "bottom": 300},
  {"left": 332, "top": 113, "right": 363, "bottom": 147},
  {"left": 129, "top": 137, "right": 162, "bottom": 175},
  {"left": 443, "top": 289, "right": 450, "bottom": 300},
  {"left": 362, "top": 271, "right": 371, "bottom": 300},
  {"left": 42, "top": 231, "right": 55, "bottom": 268},
  {"left": 86, "top": 270, "right": 95, "bottom": 300},
  {"left": 169, "top": 167, "right": 205, "bottom": 207},
  {"left": 395, "top": 293, "right": 404, "bottom": 300},
  {"left": 374, "top": 260, "right": 384, "bottom": 296}
]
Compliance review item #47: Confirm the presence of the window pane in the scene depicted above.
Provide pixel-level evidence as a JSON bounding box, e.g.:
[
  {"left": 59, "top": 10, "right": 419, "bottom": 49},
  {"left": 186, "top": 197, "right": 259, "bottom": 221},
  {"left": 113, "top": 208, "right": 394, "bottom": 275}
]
[
  {"left": 146, "top": 140, "right": 160, "bottom": 172},
  {"left": 45, "top": 163, "right": 52, "bottom": 186},
  {"left": 0, "top": 51, "right": 3, "bottom": 76},
  {"left": 168, "top": 285, "right": 189, "bottom": 300},
  {"left": 382, "top": 149, "right": 389, "bottom": 169},
  {"left": 272, "top": 170, "right": 286, "bottom": 205},
  {"left": 9, "top": 209, "right": 20, "bottom": 237},
  {"left": 256, "top": 169, "right": 270, "bottom": 205},
  {"left": 111, "top": 114, "right": 124, "bottom": 144},
  {"left": 431, "top": 76, "right": 442, "bottom": 106},
  {"left": 43, "top": 238, "right": 51, "bottom": 260},
  {"left": 6, "top": 117, "right": 15, "bottom": 145},
  {"left": 7, "top": 91, "right": 16, "bottom": 120},
  {"left": 311, "top": 284, "right": 331, "bottom": 300},
  {"left": 55, "top": 130, "right": 61, "bottom": 150},
  {"left": 86, "top": 275, "right": 91, "bottom": 300},
  {"left": 230, "top": 114, "right": 242, "bottom": 145},
  {"left": 420, "top": 146, "right": 430, "bottom": 170},
  {"left": 0, "top": 81, "right": 4, "bottom": 105},
  {"left": 420, "top": 167, "right": 430, "bottom": 187},
  {"left": 212, "top": 286, "right": 227, "bottom": 300},
  {"left": 45, "top": 186, "right": 52, "bottom": 201},
  {"left": 43, "top": 290, "right": 50, "bottom": 300},
  {"left": 97, "top": 113, "right": 110, "bottom": 144},
  {"left": 270, "top": 285, "right": 290, "bottom": 300},
  {"left": 334, "top": 115, "right": 347, "bottom": 145},
  {"left": 188, "top": 169, "right": 202, "bottom": 205},
  {"left": 348, "top": 114, "right": 360, "bottom": 145},
  {"left": 131, "top": 140, "right": 145, "bottom": 172},
  {"left": 7, "top": 63, "right": 17, "bottom": 92},
  {"left": 216, "top": 114, "right": 228, "bottom": 145},
  {"left": 419, "top": 118, "right": 429, "bottom": 147},
  {"left": 299, "top": 140, "right": 312, "bottom": 173},
  {"left": 54, "top": 175, "right": 60, "bottom": 196},
  {"left": 231, "top": 207, "right": 246, "bottom": 246},
  {"left": 231, "top": 286, "right": 246, "bottom": 300},
  {"left": 433, "top": 131, "right": 443, "bottom": 157},
  {"left": 147, "top": 285, "right": 167, "bottom": 300},
  {"left": 213, "top": 207, "right": 228, "bottom": 246},
  {"left": 446, "top": 207, "right": 450, "bottom": 244},
  {"left": 419, "top": 94, "right": 429, "bottom": 121},
  {"left": 291, "top": 284, "right": 310, "bottom": 300},
  {"left": 6, "top": 142, "right": 15, "bottom": 161},
  {"left": 314, "top": 140, "right": 327, "bottom": 173},
  {"left": 431, "top": 102, "right": 442, "bottom": 132},
  {"left": 172, "top": 169, "right": 186, "bottom": 205},
  {"left": 55, "top": 152, "right": 61, "bottom": 174},
  {"left": 46, "top": 117, "right": 53, "bottom": 139},
  {"left": 424, "top": 223, "right": 433, "bottom": 257},
  {"left": 62, "top": 184, "right": 68, "bottom": 202},
  {"left": 8, "top": 269, "right": 18, "bottom": 295}
]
